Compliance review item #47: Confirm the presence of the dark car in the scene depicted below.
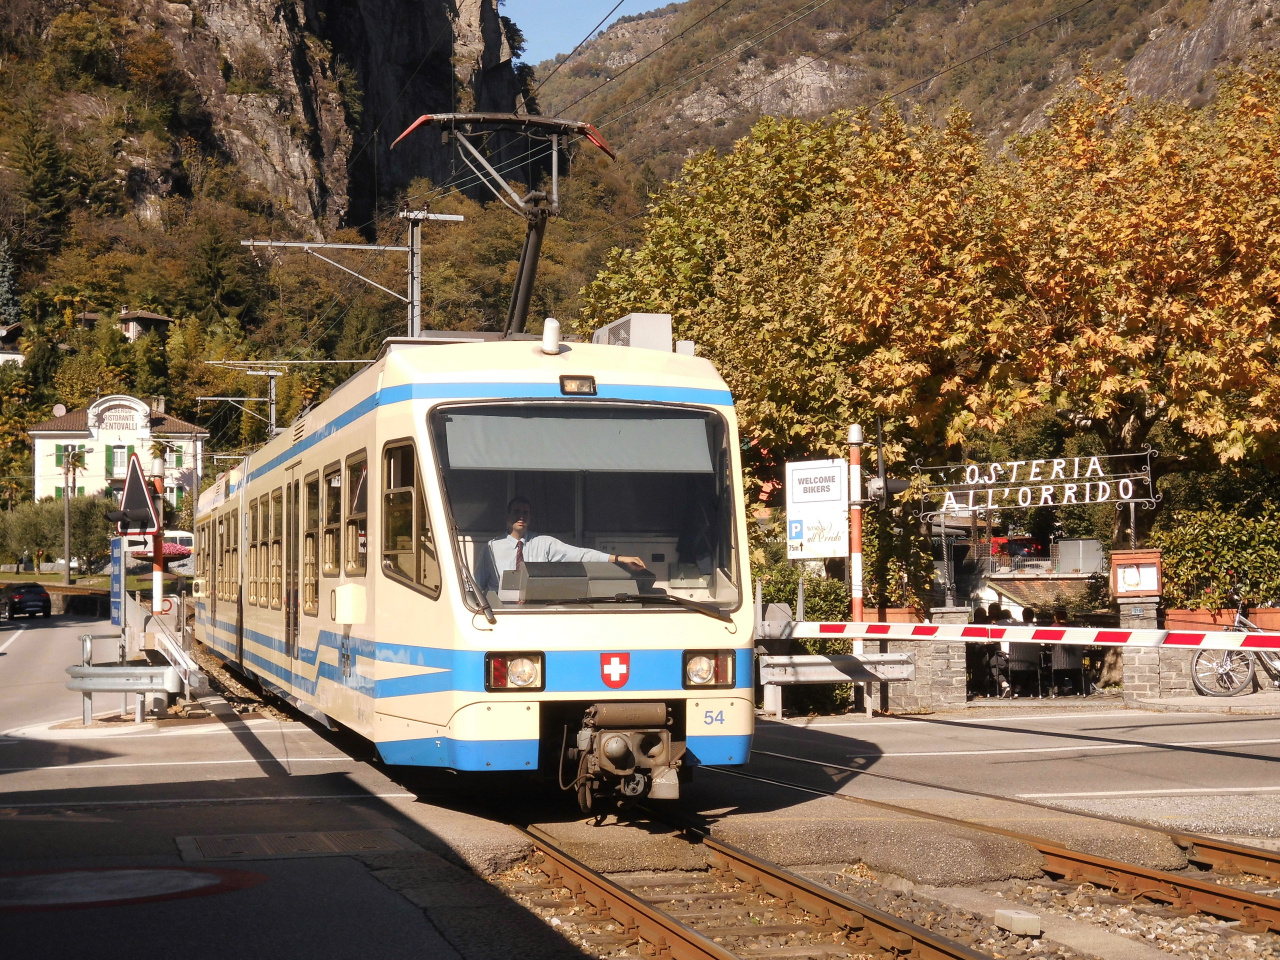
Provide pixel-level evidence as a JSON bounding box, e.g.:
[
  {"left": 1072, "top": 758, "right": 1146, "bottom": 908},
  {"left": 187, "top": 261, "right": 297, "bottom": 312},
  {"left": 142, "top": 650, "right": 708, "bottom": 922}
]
[{"left": 2, "top": 583, "right": 51, "bottom": 618}]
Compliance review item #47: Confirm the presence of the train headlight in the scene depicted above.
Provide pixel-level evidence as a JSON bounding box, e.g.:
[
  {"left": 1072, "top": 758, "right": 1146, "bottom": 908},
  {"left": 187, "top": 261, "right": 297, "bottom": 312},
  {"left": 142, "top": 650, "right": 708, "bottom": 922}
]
[
  {"left": 485, "top": 652, "right": 544, "bottom": 691},
  {"left": 683, "top": 650, "right": 736, "bottom": 689},
  {"left": 508, "top": 657, "right": 539, "bottom": 687},
  {"left": 685, "top": 655, "right": 715, "bottom": 685}
]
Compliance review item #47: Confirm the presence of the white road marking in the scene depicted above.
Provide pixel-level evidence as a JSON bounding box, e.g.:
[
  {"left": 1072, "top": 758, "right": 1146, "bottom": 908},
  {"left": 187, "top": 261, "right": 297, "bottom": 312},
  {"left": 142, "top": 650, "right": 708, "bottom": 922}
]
[
  {"left": 1020, "top": 785, "right": 1280, "bottom": 799},
  {"left": 757, "top": 736, "right": 1280, "bottom": 761},
  {"left": 0, "top": 757, "right": 354, "bottom": 775},
  {"left": 784, "top": 711, "right": 1169, "bottom": 727},
  {"left": 0, "top": 628, "right": 27, "bottom": 655}
]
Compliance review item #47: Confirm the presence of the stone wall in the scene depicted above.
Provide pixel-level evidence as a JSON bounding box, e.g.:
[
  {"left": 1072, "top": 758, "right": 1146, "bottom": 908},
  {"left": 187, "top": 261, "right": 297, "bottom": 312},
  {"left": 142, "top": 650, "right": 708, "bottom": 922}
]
[{"left": 880, "top": 607, "right": 969, "bottom": 713}]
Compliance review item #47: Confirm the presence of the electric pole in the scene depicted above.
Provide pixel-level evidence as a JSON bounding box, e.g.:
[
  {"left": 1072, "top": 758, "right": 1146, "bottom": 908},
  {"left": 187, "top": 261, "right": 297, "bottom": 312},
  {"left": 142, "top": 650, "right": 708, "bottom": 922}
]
[{"left": 241, "top": 211, "right": 462, "bottom": 338}]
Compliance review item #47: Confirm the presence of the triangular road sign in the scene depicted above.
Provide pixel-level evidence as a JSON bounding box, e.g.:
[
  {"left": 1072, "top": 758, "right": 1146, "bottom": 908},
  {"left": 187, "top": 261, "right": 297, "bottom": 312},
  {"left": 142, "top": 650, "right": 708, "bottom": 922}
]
[{"left": 115, "top": 453, "right": 160, "bottom": 535}]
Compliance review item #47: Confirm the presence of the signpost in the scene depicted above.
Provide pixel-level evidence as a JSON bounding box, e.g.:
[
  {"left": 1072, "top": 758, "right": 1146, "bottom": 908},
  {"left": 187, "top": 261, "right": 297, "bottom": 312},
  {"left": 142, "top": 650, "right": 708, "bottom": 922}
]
[
  {"left": 110, "top": 538, "right": 123, "bottom": 627},
  {"left": 785, "top": 459, "right": 849, "bottom": 561}
]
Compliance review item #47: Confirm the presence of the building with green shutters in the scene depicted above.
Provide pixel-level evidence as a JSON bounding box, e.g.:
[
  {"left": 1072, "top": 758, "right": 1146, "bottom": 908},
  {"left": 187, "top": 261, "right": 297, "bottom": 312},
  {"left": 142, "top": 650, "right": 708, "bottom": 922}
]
[{"left": 28, "top": 395, "right": 207, "bottom": 505}]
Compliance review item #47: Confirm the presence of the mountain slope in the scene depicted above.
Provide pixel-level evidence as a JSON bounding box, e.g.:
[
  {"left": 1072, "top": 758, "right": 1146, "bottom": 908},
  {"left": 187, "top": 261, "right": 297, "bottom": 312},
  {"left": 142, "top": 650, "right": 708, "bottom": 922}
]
[{"left": 531, "top": 0, "right": 1280, "bottom": 175}]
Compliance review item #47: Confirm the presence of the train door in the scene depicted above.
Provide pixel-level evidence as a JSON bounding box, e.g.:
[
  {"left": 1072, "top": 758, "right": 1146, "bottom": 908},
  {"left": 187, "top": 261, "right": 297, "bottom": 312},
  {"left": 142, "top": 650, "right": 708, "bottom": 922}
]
[{"left": 285, "top": 469, "right": 301, "bottom": 666}]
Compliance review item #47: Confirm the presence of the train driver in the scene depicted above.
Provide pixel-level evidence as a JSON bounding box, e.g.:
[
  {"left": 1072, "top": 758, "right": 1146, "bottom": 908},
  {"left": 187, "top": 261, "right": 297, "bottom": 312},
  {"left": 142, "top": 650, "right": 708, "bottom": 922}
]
[{"left": 477, "top": 496, "right": 646, "bottom": 593}]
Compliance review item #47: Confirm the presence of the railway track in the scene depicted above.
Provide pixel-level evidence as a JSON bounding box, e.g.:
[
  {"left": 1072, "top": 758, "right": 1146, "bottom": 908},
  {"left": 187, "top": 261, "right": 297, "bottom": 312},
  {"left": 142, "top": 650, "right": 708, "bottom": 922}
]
[
  {"left": 512, "top": 824, "right": 993, "bottom": 960},
  {"left": 751, "top": 747, "right": 1280, "bottom": 882},
  {"left": 710, "top": 760, "right": 1280, "bottom": 935}
]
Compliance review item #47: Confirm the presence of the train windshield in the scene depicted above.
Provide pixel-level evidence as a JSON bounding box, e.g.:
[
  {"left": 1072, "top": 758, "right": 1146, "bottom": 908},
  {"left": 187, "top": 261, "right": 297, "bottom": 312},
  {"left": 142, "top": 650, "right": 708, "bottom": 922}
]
[{"left": 429, "top": 403, "right": 740, "bottom": 614}]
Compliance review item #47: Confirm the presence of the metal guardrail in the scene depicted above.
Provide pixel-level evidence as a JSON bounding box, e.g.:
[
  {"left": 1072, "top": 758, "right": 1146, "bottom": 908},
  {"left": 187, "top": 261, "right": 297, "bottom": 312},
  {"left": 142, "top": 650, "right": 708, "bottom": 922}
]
[{"left": 758, "top": 652, "right": 915, "bottom": 718}]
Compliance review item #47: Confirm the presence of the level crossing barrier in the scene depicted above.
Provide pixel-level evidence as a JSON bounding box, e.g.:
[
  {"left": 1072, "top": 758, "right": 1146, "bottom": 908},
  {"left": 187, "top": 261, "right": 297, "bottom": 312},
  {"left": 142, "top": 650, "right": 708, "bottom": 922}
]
[
  {"left": 753, "top": 583, "right": 917, "bottom": 718},
  {"left": 775, "top": 620, "right": 1280, "bottom": 650}
]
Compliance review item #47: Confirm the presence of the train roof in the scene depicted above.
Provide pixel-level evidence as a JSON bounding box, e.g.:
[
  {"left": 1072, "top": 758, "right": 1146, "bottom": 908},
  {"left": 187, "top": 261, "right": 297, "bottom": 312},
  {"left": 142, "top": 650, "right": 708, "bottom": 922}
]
[{"left": 199, "top": 337, "right": 733, "bottom": 513}]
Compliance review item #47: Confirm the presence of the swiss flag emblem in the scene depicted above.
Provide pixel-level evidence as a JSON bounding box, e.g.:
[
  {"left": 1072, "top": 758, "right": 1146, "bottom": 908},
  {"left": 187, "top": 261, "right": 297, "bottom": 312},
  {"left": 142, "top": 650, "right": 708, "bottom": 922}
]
[{"left": 601, "top": 653, "right": 630, "bottom": 689}]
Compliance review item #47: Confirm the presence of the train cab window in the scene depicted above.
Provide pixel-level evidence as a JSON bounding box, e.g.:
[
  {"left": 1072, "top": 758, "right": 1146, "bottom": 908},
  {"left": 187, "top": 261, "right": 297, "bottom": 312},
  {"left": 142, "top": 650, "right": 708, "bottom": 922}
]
[
  {"left": 345, "top": 455, "right": 368, "bottom": 576},
  {"left": 247, "top": 502, "right": 259, "bottom": 605},
  {"left": 431, "top": 404, "right": 741, "bottom": 614},
  {"left": 382, "top": 443, "right": 441, "bottom": 599},
  {"left": 270, "top": 488, "right": 283, "bottom": 609},
  {"left": 323, "top": 465, "right": 341, "bottom": 576},
  {"left": 303, "top": 474, "right": 319, "bottom": 615}
]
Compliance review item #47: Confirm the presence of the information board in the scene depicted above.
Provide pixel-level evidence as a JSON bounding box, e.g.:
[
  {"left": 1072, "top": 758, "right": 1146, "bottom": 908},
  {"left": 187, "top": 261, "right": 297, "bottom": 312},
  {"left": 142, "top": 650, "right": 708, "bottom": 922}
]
[
  {"left": 785, "top": 459, "right": 849, "bottom": 559},
  {"left": 110, "top": 537, "right": 123, "bottom": 626}
]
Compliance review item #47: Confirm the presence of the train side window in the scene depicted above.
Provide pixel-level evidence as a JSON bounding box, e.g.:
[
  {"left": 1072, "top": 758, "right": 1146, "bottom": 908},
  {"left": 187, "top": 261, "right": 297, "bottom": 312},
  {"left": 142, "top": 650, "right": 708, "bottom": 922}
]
[
  {"left": 248, "top": 502, "right": 259, "bottom": 605},
  {"left": 303, "top": 473, "right": 319, "bottom": 615},
  {"left": 258, "top": 496, "right": 269, "bottom": 604},
  {"left": 382, "top": 442, "right": 441, "bottom": 599},
  {"left": 216, "top": 515, "right": 226, "bottom": 601},
  {"left": 230, "top": 509, "right": 239, "bottom": 603},
  {"left": 345, "top": 454, "right": 368, "bottom": 576},
  {"left": 271, "top": 488, "right": 283, "bottom": 609},
  {"left": 323, "top": 465, "right": 341, "bottom": 576}
]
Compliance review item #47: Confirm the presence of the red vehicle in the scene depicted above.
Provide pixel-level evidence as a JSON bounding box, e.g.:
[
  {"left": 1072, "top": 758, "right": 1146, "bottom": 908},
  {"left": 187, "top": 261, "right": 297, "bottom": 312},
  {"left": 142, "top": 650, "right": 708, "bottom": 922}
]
[{"left": 990, "top": 536, "right": 1046, "bottom": 558}]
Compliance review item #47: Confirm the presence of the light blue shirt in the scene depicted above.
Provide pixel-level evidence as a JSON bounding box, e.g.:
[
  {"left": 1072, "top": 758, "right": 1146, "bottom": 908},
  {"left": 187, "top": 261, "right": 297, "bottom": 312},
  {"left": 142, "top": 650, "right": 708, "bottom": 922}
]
[{"left": 478, "top": 534, "right": 610, "bottom": 592}]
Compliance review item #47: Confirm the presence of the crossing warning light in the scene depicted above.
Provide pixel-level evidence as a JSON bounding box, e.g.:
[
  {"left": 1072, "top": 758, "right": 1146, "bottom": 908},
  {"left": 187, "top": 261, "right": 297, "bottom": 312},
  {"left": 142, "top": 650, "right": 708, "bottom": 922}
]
[{"left": 104, "top": 453, "right": 160, "bottom": 535}]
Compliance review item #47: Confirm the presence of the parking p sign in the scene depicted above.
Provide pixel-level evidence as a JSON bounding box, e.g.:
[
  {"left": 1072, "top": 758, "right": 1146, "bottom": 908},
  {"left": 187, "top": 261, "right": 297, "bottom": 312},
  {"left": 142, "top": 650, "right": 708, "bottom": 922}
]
[{"left": 785, "top": 459, "right": 849, "bottom": 559}]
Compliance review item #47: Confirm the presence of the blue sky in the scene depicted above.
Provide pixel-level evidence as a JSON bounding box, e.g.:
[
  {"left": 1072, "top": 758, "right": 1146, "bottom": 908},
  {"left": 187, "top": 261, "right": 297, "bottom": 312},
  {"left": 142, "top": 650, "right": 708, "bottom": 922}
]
[{"left": 500, "top": 1, "right": 665, "bottom": 65}]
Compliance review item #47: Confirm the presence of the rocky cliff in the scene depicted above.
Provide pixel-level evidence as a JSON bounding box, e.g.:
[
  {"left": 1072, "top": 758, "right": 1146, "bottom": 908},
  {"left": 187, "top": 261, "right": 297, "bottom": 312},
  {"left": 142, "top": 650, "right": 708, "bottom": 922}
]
[{"left": 144, "top": 0, "right": 524, "bottom": 233}]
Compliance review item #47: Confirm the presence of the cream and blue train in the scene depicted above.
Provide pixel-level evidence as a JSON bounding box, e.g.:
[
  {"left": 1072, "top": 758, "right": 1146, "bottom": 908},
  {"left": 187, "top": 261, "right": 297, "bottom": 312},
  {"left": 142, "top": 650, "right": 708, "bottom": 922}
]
[{"left": 192, "top": 317, "right": 754, "bottom": 807}]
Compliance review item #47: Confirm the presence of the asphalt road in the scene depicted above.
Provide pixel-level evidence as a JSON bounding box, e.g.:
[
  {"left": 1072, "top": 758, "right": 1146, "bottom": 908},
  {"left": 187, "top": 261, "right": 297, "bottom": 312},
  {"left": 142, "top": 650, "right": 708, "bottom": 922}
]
[
  {"left": 5, "top": 614, "right": 1280, "bottom": 957},
  {"left": 0, "top": 615, "right": 558, "bottom": 960},
  {"left": 743, "top": 708, "right": 1280, "bottom": 837}
]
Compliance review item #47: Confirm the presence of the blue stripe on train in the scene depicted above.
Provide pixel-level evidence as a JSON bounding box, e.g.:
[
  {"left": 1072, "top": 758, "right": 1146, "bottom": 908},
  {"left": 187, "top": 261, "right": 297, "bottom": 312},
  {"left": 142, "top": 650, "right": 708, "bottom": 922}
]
[
  {"left": 193, "top": 603, "right": 374, "bottom": 697},
  {"left": 374, "top": 645, "right": 753, "bottom": 698},
  {"left": 375, "top": 733, "right": 750, "bottom": 771},
  {"left": 376, "top": 736, "right": 538, "bottom": 770},
  {"left": 196, "top": 603, "right": 752, "bottom": 700},
  {"left": 232, "top": 381, "right": 734, "bottom": 494}
]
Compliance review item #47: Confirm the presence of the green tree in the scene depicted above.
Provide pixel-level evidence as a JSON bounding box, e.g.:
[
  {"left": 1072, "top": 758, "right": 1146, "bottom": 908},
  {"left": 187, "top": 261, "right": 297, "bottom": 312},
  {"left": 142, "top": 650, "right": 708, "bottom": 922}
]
[
  {"left": 0, "top": 238, "right": 20, "bottom": 327},
  {"left": 9, "top": 100, "right": 70, "bottom": 263},
  {"left": 10, "top": 499, "right": 60, "bottom": 573},
  {"left": 69, "top": 495, "right": 115, "bottom": 572}
]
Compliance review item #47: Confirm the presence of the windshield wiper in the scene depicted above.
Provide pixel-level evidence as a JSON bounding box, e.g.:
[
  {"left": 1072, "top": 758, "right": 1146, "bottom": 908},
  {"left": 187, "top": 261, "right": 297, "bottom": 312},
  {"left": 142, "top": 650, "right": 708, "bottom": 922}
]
[
  {"left": 454, "top": 542, "right": 496, "bottom": 624},
  {"left": 522, "top": 593, "right": 732, "bottom": 623}
]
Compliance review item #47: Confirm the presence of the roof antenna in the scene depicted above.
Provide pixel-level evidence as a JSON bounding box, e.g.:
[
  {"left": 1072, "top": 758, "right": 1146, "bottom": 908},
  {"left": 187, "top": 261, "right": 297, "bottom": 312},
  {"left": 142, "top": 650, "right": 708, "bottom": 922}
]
[{"left": 392, "top": 113, "right": 615, "bottom": 338}]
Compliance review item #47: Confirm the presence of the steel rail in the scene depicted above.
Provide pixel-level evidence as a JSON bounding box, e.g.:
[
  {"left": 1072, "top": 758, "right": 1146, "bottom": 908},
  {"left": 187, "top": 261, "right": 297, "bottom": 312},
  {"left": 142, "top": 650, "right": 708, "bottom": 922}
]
[
  {"left": 522, "top": 825, "right": 738, "bottom": 960},
  {"left": 522, "top": 824, "right": 992, "bottom": 960},
  {"left": 708, "top": 766, "right": 1280, "bottom": 934},
  {"left": 750, "top": 747, "right": 1280, "bottom": 882},
  {"left": 701, "top": 835, "right": 993, "bottom": 960}
]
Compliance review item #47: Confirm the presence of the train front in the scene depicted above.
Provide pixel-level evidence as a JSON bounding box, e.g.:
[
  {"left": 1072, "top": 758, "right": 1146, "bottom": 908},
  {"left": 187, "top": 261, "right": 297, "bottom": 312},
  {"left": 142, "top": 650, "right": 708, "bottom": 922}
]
[{"left": 376, "top": 337, "right": 754, "bottom": 810}]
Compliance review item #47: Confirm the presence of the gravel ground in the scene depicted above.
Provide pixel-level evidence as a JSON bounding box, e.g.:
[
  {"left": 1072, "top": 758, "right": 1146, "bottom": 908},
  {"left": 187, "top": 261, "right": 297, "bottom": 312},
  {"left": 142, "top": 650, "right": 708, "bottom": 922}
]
[
  {"left": 1044, "top": 798, "right": 1280, "bottom": 839},
  {"left": 190, "top": 641, "right": 295, "bottom": 721},
  {"left": 984, "top": 878, "right": 1280, "bottom": 959},
  {"left": 816, "top": 863, "right": 1097, "bottom": 960}
]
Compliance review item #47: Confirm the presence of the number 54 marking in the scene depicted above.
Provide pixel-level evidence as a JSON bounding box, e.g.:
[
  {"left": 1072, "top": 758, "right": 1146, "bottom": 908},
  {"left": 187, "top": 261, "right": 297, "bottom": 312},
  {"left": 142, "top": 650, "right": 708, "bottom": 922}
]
[{"left": 704, "top": 710, "right": 725, "bottom": 725}]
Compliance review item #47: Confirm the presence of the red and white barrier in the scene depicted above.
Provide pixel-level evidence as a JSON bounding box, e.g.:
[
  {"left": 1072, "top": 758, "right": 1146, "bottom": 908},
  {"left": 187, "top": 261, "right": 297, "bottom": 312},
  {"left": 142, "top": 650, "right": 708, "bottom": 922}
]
[{"left": 787, "top": 621, "right": 1280, "bottom": 651}]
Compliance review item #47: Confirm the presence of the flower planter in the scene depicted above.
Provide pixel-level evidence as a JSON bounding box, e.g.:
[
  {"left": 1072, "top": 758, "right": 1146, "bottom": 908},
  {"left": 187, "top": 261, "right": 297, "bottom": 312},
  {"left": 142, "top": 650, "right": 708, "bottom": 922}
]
[{"left": 1163, "top": 608, "right": 1280, "bottom": 631}]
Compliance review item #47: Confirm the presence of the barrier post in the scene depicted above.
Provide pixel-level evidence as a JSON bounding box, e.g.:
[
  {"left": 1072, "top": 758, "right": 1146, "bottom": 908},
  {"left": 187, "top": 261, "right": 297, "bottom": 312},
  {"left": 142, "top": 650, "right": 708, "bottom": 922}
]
[
  {"left": 81, "top": 634, "right": 92, "bottom": 725},
  {"left": 848, "top": 425, "right": 864, "bottom": 623}
]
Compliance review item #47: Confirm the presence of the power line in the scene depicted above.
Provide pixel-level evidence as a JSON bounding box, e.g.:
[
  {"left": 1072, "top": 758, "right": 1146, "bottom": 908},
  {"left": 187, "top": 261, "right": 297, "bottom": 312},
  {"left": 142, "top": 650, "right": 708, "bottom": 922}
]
[{"left": 530, "top": 0, "right": 628, "bottom": 100}]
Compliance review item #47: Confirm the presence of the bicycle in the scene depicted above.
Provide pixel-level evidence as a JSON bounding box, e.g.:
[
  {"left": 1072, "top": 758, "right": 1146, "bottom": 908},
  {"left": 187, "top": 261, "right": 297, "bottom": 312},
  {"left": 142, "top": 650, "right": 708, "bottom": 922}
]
[{"left": 1191, "top": 588, "right": 1280, "bottom": 697}]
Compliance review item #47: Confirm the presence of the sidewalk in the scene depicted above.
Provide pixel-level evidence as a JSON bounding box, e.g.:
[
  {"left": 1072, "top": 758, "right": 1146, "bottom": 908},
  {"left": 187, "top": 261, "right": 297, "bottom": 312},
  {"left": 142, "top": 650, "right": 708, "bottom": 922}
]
[{"left": 963, "top": 689, "right": 1280, "bottom": 716}]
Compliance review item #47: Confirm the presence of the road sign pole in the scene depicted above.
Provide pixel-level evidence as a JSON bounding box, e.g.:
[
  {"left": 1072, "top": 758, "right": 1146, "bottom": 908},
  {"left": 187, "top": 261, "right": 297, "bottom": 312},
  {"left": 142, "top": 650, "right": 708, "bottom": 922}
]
[
  {"left": 151, "top": 453, "right": 165, "bottom": 635},
  {"left": 848, "top": 425, "right": 864, "bottom": 624}
]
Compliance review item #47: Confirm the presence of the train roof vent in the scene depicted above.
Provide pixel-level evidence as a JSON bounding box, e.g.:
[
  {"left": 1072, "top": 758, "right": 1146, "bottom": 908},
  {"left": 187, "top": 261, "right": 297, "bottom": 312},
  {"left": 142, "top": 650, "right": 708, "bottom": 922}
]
[
  {"left": 591, "top": 313, "right": 672, "bottom": 352},
  {"left": 293, "top": 418, "right": 306, "bottom": 443}
]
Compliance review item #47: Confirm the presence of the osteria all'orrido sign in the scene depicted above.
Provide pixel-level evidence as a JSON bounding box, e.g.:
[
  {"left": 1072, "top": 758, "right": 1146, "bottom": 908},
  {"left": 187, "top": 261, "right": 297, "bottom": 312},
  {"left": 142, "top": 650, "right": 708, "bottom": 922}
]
[
  {"left": 785, "top": 459, "right": 849, "bottom": 559},
  {"left": 919, "top": 453, "right": 1157, "bottom": 518}
]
